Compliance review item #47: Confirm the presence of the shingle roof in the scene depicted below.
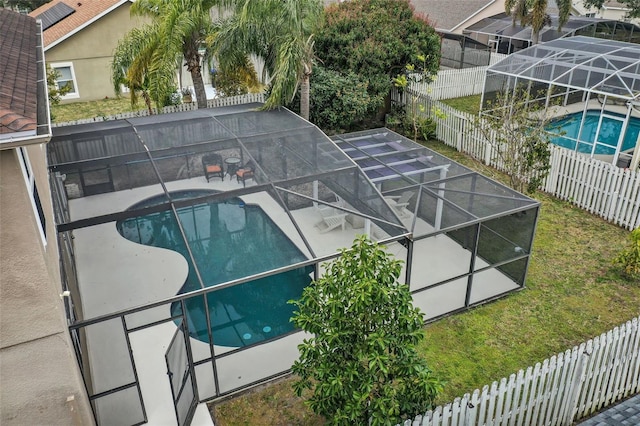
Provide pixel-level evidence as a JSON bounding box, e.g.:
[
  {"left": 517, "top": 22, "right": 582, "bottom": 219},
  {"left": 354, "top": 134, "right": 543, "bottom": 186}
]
[
  {"left": 410, "top": 0, "right": 496, "bottom": 31},
  {"left": 0, "top": 9, "right": 38, "bottom": 135},
  {"left": 603, "top": 0, "right": 629, "bottom": 8},
  {"left": 29, "top": 0, "right": 126, "bottom": 49},
  {"left": 577, "top": 393, "right": 640, "bottom": 426},
  {"left": 408, "top": 0, "right": 560, "bottom": 31}
]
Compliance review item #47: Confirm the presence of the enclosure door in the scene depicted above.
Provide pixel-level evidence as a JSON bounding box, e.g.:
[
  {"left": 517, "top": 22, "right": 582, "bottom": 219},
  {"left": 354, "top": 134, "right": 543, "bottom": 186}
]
[
  {"left": 592, "top": 113, "right": 626, "bottom": 158},
  {"left": 165, "top": 319, "right": 198, "bottom": 426},
  {"left": 79, "top": 166, "right": 114, "bottom": 196}
]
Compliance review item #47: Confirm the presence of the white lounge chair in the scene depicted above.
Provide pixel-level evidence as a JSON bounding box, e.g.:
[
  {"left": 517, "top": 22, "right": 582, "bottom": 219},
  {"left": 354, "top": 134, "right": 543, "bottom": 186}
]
[
  {"left": 315, "top": 207, "right": 347, "bottom": 234},
  {"left": 384, "top": 191, "right": 414, "bottom": 218},
  {"left": 316, "top": 194, "right": 346, "bottom": 212}
]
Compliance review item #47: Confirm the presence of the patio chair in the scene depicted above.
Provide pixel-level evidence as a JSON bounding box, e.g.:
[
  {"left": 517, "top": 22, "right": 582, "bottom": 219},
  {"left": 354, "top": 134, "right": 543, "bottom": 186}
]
[
  {"left": 202, "top": 153, "right": 224, "bottom": 182},
  {"left": 384, "top": 191, "right": 413, "bottom": 218},
  {"left": 235, "top": 161, "right": 254, "bottom": 187},
  {"left": 316, "top": 194, "right": 346, "bottom": 212},
  {"left": 314, "top": 207, "right": 348, "bottom": 234}
]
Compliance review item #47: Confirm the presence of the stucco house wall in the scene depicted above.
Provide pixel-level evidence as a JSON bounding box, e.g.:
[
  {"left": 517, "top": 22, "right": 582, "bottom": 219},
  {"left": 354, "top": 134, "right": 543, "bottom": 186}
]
[
  {"left": 44, "top": 3, "right": 148, "bottom": 103},
  {"left": 0, "top": 145, "right": 94, "bottom": 425},
  {"left": 572, "top": 0, "right": 640, "bottom": 25}
]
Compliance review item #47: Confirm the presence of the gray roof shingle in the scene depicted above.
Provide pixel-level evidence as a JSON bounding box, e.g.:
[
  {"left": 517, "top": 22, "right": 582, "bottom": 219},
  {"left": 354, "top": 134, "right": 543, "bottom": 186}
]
[
  {"left": 578, "top": 394, "right": 640, "bottom": 426},
  {"left": 0, "top": 9, "right": 38, "bottom": 135},
  {"left": 410, "top": 0, "right": 496, "bottom": 31}
]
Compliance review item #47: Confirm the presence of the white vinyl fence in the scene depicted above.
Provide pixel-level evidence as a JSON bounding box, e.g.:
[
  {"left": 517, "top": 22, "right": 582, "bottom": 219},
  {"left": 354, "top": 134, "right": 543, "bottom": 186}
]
[
  {"left": 391, "top": 89, "right": 640, "bottom": 231},
  {"left": 53, "top": 93, "right": 265, "bottom": 127},
  {"left": 403, "top": 316, "right": 640, "bottom": 426},
  {"left": 412, "top": 54, "right": 506, "bottom": 100}
]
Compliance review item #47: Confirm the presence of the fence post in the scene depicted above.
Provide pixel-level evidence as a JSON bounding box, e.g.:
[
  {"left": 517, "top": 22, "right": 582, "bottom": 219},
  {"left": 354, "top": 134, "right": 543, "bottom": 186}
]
[
  {"left": 607, "top": 191, "right": 619, "bottom": 221},
  {"left": 563, "top": 349, "right": 590, "bottom": 425},
  {"left": 457, "top": 118, "right": 464, "bottom": 152},
  {"left": 484, "top": 142, "right": 492, "bottom": 165}
]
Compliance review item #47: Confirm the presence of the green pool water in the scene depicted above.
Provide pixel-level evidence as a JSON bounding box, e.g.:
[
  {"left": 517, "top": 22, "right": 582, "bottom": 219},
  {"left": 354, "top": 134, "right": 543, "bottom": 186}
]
[{"left": 117, "top": 190, "right": 312, "bottom": 347}]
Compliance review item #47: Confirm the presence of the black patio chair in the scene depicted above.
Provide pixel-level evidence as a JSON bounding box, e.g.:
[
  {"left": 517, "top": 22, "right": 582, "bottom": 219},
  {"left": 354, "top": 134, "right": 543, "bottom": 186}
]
[
  {"left": 235, "top": 160, "right": 254, "bottom": 187},
  {"left": 202, "top": 153, "right": 224, "bottom": 182}
]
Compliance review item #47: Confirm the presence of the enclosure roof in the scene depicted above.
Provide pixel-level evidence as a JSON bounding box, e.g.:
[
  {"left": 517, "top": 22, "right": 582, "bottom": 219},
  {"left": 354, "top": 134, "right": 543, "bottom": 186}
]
[
  {"left": 439, "top": 30, "right": 491, "bottom": 49},
  {"left": 50, "top": 104, "right": 409, "bottom": 238},
  {"left": 49, "top": 107, "right": 537, "bottom": 243},
  {"left": 332, "top": 128, "right": 538, "bottom": 236},
  {"left": 47, "top": 105, "right": 541, "bottom": 324},
  {"left": 464, "top": 13, "right": 640, "bottom": 45},
  {"left": 487, "top": 36, "right": 640, "bottom": 101}
]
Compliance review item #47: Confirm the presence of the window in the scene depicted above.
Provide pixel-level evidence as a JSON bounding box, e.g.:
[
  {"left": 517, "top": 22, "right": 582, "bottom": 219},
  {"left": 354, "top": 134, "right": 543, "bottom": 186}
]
[
  {"left": 17, "top": 147, "right": 47, "bottom": 246},
  {"left": 51, "top": 62, "right": 79, "bottom": 99}
]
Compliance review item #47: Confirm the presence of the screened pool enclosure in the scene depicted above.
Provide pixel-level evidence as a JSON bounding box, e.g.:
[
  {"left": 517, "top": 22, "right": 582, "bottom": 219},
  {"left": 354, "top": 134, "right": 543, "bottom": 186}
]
[
  {"left": 464, "top": 13, "right": 640, "bottom": 55},
  {"left": 482, "top": 36, "right": 640, "bottom": 170},
  {"left": 48, "top": 104, "right": 539, "bottom": 425}
]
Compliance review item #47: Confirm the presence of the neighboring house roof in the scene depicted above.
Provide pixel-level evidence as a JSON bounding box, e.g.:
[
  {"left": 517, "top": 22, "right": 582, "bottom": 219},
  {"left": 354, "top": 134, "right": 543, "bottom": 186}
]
[
  {"left": 322, "top": 0, "right": 501, "bottom": 32},
  {"left": 0, "top": 9, "right": 38, "bottom": 136},
  {"left": 602, "top": 0, "right": 628, "bottom": 9},
  {"left": 410, "top": 0, "right": 561, "bottom": 32},
  {"left": 411, "top": 0, "right": 497, "bottom": 31},
  {"left": 29, "top": 0, "right": 130, "bottom": 50}
]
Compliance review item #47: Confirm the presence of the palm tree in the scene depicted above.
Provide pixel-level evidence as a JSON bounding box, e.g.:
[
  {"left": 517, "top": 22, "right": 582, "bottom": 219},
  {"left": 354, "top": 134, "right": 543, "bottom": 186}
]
[
  {"left": 211, "top": 0, "right": 324, "bottom": 120},
  {"left": 112, "top": 27, "right": 156, "bottom": 114},
  {"left": 113, "top": 0, "right": 217, "bottom": 109},
  {"left": 505, "top": 0, "right": 572, "bottom": 45}
]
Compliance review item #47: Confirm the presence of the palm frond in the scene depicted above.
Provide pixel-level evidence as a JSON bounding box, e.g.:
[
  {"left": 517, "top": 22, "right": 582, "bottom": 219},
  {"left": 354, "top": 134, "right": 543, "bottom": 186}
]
[{"left": 111, "top": 26, "right": 159, "bottom": 107}]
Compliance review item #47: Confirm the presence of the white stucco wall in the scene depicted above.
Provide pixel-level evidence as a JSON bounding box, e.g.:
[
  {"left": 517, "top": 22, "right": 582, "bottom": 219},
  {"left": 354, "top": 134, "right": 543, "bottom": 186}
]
[{"left": 0, "top": 147, "right": 94, "bottom": 425}]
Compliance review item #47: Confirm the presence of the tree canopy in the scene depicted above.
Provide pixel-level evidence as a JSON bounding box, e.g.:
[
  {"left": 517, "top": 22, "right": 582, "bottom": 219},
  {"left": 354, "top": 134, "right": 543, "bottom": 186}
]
[
  {"left": 315, "top": 0, "right": 440, "bottom": 103},
  {"left": 211, "top": 0, "right": 324, "bottom": 118},
  {"left": 112, "top": 27, "right": 157, "bottom": 114},
  {"left": 112, "top": 0, "right": 217, "bottom": 109},
  {"left": 290, "top": 236, "right": 442, "bottom": 425},
  {"left": 286, "top": 65, "right": 380, "bottom": 132},
  {"left": 2, "top": 0, "right": 48, "bottom": 12}
]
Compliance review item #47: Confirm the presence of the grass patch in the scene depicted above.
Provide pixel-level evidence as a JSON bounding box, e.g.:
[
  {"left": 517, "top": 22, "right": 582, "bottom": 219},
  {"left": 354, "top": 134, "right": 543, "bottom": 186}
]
[
  {"left": 210, "top": 378, "right": 323, "bottom": 426},
  {"left": 439, "top": 94, "right": 482, "bottom": 115},
  {"left": 51, "top": 96, "right": 140, "bottom": 124},
  {"left": 210, "top": 137, "right": 639, "bottom": 423}
]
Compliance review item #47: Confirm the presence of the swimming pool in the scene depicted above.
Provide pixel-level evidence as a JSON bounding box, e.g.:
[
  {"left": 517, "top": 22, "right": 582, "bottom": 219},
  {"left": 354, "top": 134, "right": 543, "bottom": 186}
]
[
  {"left": 547, "top": 110, "right": 640, "bottom": 155},
  {"left": 117, "top": 190, "right": 313, "bottom": 348}
]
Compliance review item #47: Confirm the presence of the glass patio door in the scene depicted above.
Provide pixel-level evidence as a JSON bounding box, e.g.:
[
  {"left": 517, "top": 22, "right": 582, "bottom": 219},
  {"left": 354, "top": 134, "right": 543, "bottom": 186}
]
[{"left": 165, "top": 319, "right": 198, "bottom": 426}]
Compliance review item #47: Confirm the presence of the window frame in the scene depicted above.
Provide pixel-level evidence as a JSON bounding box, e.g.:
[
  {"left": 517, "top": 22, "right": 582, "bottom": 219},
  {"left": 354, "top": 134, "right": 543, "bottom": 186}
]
[
  {"left": 50, "top": 61, "right": 80, "bottom": 100},
  {"left": 17, "top": 147, "right": 47, "bottom": 247}
]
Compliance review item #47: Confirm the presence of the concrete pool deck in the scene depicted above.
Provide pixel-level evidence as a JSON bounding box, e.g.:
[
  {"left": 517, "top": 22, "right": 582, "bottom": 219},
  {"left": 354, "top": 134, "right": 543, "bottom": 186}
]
[{"left": 70, "top": 175, "right": 520, "bottom": 425}]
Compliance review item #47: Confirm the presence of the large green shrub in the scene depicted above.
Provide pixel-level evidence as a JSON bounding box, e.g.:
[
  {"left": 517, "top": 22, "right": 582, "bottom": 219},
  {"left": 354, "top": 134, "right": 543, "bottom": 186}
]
[
  {"left": 287, "top": 66, "right": 381, "bottom": 132},
  {"left": 316, "top": 0, "right": 440, "bottom": 104},
  {"left": 614, "top": 227, "right": 640, "bottom": 281},
  {"left": 290, "top": 236, "right": 442, "bottom": 425}
]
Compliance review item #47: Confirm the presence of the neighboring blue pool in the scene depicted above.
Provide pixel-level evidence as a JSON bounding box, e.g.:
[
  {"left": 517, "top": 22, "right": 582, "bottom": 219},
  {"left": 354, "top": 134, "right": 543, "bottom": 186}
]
[
  {"left": 547, "top": 110, "right": 640, "bottom": 155},
  {"left": 116, "top": 190, "right": 313, "bottom": 348}
]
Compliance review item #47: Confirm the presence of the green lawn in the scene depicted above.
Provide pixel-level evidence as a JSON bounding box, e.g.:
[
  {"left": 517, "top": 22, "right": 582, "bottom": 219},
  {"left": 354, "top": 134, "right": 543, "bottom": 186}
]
[
  {"left": 440, "top": 94, "right": 482, "bottom": 115},
  {"left": 210, "top": 139, "right": 639, "bottom": 424},
  {"left": 51, "top": 96, "right": 140, "bottom": 124}
]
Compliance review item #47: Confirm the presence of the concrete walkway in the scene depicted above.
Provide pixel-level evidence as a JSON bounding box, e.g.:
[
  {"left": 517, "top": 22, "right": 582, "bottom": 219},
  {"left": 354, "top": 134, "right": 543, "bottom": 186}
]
[{"left": 577, "top": 394, "right": 640, "bottom": 426}]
